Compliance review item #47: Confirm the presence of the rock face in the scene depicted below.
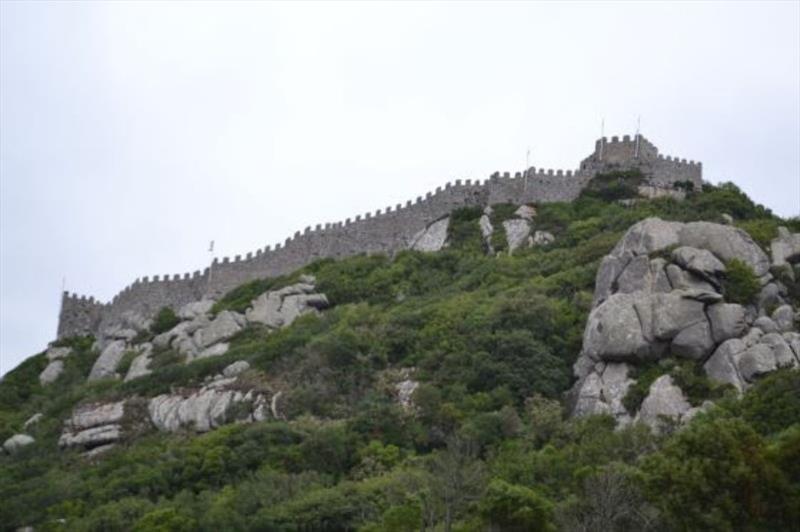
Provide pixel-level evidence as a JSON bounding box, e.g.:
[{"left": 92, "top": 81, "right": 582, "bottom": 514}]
[
  {"left": 503, "top": 219, "right": 531, "bottom": 252},
  {"left": 39, "top": 360, "right": 65, "bottom": 385},
  {"left": 396, "top": 379, "right": 419, "bottom": 411},
  {"left": 3, "top": 434, "right": 35, "bottom": 454},
  {"left": 572, "top": 218, "right": 799, "bottom": 429},
  {"left": 39, "top": 346, "right": 72, "bottom": 385},
  {"left": 410, "top": 217, "right": 449, "bottom": 252},
  {"left": 59, "top": 402, "right": 125, "bottom": 452},
  {"left": 246, "top": 276, "right": 329, "bottom": 329},
  {"left": 88, "top": 340, "right": 128, "bottom": 381},
  {"left": 635, "top": 375, "right": 692, "bottom": 432},
  {"left": 771, "top": 226, "right": 800, "bottom": 267},
  {"left": 572, "top": 362, "right": 634, "bottom": 425},
  {"left": 148, "top": 377, "right": 268, "bottom": 433},
  {"left": 124, "top": 343, "right": 154, "bottom": 382},
  {"left": 532, "top": 230, "right": 555, "bottom": 246}
]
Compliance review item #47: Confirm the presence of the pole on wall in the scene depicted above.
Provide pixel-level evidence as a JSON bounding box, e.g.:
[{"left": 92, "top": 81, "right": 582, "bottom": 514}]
[
  {"left": 635, "top": 116, "right": 641, "bottom": 158},
  {"left": 207, "top": 240, "right": 215, "bottom": 294},
  {"left": 599, "top": 118, "right": 605, "bottom": 160},
  {"left": 524, "top": 147, "right": 531, "bottom": 193}
]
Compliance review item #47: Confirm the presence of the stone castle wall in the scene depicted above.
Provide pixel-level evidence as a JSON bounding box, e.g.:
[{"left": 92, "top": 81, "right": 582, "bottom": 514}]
[{"left": 58, "top": 135, "right": 702, "bottom": 339}]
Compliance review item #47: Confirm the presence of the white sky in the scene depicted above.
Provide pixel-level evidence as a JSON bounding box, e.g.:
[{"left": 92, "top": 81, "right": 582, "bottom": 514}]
[{"left": 1, "top": 1, "right": 799, "bottom": 376}]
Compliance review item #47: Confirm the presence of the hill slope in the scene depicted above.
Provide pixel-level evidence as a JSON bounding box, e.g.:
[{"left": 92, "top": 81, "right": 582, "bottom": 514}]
[{"left": 2, "top": 178, "right": 799, "bottom": 531}]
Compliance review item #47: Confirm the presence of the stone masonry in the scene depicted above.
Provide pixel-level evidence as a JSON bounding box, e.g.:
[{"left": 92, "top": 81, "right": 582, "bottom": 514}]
[{"left": 58, "top": 134, "right": 702, "bottom": 339}]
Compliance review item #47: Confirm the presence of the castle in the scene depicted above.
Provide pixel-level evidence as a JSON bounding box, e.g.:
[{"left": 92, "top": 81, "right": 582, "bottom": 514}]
[{"left": 57, "top": 134, "right": 702, "bottom": 339}]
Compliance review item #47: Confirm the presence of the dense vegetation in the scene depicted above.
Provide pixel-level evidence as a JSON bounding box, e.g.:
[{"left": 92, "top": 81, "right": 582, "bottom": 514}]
[{"left": 1, "top": 180, "right": 799, "bottom": 531}]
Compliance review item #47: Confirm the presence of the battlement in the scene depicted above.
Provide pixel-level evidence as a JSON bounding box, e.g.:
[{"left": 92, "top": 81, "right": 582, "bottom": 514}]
[{"left": 57, "top": 133, "right": 703, "bottom": 339}]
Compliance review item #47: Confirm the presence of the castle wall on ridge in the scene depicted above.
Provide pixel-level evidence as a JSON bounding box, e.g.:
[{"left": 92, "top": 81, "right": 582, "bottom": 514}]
[{"left": 57, "top": 134, "right": 702, "bottom": 339}]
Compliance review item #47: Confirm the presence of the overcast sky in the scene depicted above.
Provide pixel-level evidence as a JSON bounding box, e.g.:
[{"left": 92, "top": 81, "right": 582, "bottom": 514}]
[{"left": 1, "top": 1, "right": 798, "bottom": 376}]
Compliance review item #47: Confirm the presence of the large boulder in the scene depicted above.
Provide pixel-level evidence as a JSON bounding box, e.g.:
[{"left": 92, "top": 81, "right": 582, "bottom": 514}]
[
  {"left": 707, "top": 303, "right": 747, "bottom": 343},
  {"left": 671, "top": 246, "right": 725, "bottom": 281},
  {"left": 572, "top": 362, "right": 634, "bottom": 424},
  {"left": 3, "top": 434, "right": 35, "bottom": 454},
  {"left": 772, "top": 305, "right": 796, "bottom": 333},
  {"left": 582, "top": 294, "right": 650, "bottom": 362},
  {"left": 39, "top": 360, "right": 65, "bottom": 385},
  {"left": 88, "top": 340, "right": 128, "bottom": 381},
  {"left": 178, "top": 299, "right": 215, "bottom": 321},
  {"left": 124, "top": 343, "right": 154, "bottom": 382},
  {"left": 503, "top": 219, "right": 531, "bottom": 253},
  {"left": 59, "top": 401, "right": 125, "bottom": 451},
  {"left": 194, "top": 311, "right": 245, "bottom": 349},
  {"left": 770, "top": 227, "right": 800, "bottom": 267},
  {"left": 410, "top": 217, "right": 449, "bottom": 252},
  {"left": 245, "top": 280, "right": 328, "bottom": 329},
  {"left": 678, "top": 221, "right": 770, "bottom": 276},
  {"left": 737, "top": 344, "right": 777, "bottom": 383},
  {"left": 611, "top": 218, "right": 682, "bottom": 257},
  {"left": 148, "top": 380, "right": 268, "bottom": 433},
  {"left": 704, "top": 339, "right": 746, "bottom": 391},
  {"left": 635, "top": 375, "right": 692, "bottom": 432}
]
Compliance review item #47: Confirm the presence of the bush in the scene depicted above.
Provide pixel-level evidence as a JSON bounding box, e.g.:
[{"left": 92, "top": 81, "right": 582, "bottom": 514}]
[
  {"left": 480, "top": 478, "right": 555, "bottom": 532},
  {"left": 721, "top": 259, "right": 760, "bottom": 305},
  {"left": 150, "top": 307, "right": 180, "bottom": 335},
  {"left": 580, "top": 170, "right": 645, "bottom": 202},
  {"left": 448, "top": 207, "right": 484, "bottom": 253}
]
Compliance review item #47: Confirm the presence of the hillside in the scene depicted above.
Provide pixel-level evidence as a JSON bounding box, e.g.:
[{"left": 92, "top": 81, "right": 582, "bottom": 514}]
[{"left": 2, "top": 176, "right": 799, "bottom": 531}]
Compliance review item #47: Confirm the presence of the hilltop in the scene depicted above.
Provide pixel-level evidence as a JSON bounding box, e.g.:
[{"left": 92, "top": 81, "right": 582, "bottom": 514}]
[{"left": 1, "top": 149, "right": 800, "bottom": 530}]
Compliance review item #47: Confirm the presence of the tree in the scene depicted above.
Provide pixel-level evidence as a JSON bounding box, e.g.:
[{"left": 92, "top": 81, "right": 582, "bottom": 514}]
[
  {"left": 480, "top": 479, "right": 555, "bottom": 532},
  {"left": 555, "top": 464, "right": 659, "bottom": 532},
  {"left": 427, "top": 436, "right": 487, "bottom": 532}
]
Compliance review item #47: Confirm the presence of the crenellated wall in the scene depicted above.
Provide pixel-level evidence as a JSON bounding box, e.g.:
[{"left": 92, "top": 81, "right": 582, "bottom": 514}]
[
  {"left": 580, "top": 135, "right": 702, "bottom": 189},
  {"left": 57, "top": 134, "right": 703, "bottom": 339}
]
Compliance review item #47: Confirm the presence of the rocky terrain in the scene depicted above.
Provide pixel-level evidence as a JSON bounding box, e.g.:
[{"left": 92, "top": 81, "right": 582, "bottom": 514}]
[
  {"left": 2, "top": 176, "right": 798, "bottom": 531},
  {"left": 572, "top": 217, "right": 800, "bottom": 430}
]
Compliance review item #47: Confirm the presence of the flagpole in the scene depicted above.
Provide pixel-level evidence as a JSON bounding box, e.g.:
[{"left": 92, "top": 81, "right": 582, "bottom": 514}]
[
  {"left": 207, "top": 240, "right": 214, "bottom": 294},
  {"left": 635, "top": 116, "right": 641, "bottom": 158},
  {"left": 599, "top": 118, "right": 605, "bottom": 160},
  {"left": 524, "top": 147, "right": 530, "bottom": 194}
]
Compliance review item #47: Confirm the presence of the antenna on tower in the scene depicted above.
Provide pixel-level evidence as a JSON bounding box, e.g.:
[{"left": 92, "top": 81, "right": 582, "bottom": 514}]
[{"left": 634, "top": 116, "right": 642, "bottom": 158}]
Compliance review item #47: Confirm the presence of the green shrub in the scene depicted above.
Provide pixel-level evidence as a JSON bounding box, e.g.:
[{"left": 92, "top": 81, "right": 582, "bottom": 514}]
[
  {"left": 480, "top": 478, "right": 555, "bottom": 531},
  {"left": 448, "top": 207, "right": 484, "bottom": 253},
  {"left": 150, "top": 307, "right": 180, "bottom": 335},
  {"left": 580, "top": 170, "right": 645, "bottom": 202},
  {"left": 622, "top": 362, "right": 670, "bottom": 415},
  {"left": 721, "top": 259, "right": 760, "bottom": 305}
]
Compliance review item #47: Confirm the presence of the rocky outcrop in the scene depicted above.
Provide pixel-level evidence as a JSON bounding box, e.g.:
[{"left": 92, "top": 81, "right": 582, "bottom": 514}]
[
  {"left": 503, "top": 219, "right": 531, "bottom": 252},
  {"left": 396, "top": 377, "right": 419, "bottom": 412},
  {"left": 148, "top": 369, "right": 268, "bottom": 433},
  {"left": 39, "top": 360, "right": 65, "bottom": 385},
  {"left": 572, "top": 362, "right": 634, "bottom": 424},
  {"left": 124, "top": 343, "right": 154, "bottom": 382},
  {"left": 3, "top": 434, "right": 35, "bottom": 454},
  {"left": 410, "top": 217, "right": 449, "bottom": 252},
  {"left": 532, "top": 230, "right": 555, "bottom": 246},
  {"left": 59, "top": 401, "right": 125, "bottom": 452},
  {"left": 39, "top": 346, "right": 72, "bottom": 385},
  {"left": 24, "top": 413, "right": 43, "bottom": 429},
  {"left": 88, "top": 340, "right": 129, "bottom": 381},
  {"left": 634, "top": 375, "right": 692, "bottom": 432},
  {"left": 246, "top": 275, "right": 328, "bottom": 329},
  {"left": 771, "top": 226, "right": 800, "bottom": 268},
  {"left": 572, "top": 218, "right": 799, "bottom": 429},
  {"left": 146, "top": 278, "right": 328, "bottom": 366}
]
